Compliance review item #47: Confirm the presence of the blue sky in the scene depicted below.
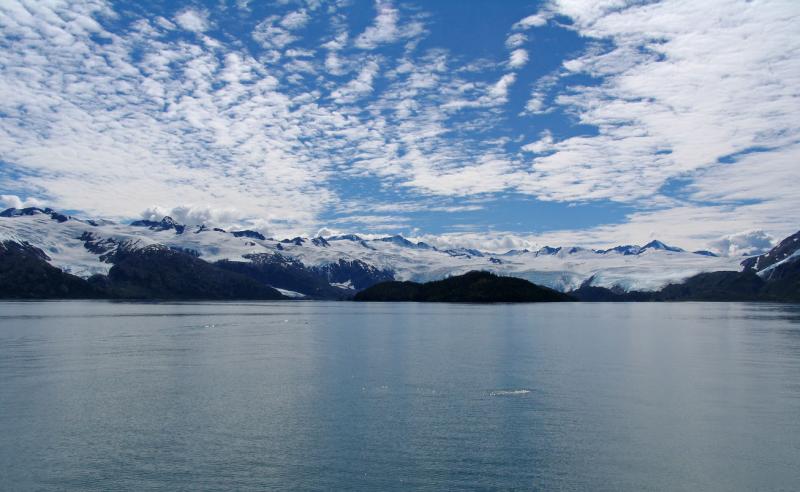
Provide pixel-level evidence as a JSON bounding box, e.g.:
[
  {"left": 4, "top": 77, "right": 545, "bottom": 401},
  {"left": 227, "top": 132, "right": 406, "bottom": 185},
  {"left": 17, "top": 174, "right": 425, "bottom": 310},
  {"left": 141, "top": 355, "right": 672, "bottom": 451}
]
[{"left": 0, "top": 0, "right": 798, "bottom": 253}]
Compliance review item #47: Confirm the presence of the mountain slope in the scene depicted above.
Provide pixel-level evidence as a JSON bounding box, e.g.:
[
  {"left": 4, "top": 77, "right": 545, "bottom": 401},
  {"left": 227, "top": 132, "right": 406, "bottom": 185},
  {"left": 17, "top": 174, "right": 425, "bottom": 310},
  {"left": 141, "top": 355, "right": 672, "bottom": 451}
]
[
  {"left": 0, "top": 240, "right": 99, "bottom": 299},
  {"left": 216, "top": 254, "right": 350, "bottom": 299},
  {"left": 741, "top": 231, "right": 800, "bottom": 272},
  {"left": 759, "top": 260, "right": 800, "bottom": 301},
  {"left": 100, "top": 246, "right": 285, "bottom": 300},
  {"left": 656, "top": 271, "right": 766, "bottom": 301},
  {"left": 0, "top": 237, "right": 286, "bottom": 300}
]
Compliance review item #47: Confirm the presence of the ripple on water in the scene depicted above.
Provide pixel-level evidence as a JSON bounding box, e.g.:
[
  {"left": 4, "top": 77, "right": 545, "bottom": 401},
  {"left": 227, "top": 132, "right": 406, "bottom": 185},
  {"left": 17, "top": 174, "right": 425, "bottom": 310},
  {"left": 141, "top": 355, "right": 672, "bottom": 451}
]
[{"left": 489, "top": 389, "right": 531, "bottom": 396}]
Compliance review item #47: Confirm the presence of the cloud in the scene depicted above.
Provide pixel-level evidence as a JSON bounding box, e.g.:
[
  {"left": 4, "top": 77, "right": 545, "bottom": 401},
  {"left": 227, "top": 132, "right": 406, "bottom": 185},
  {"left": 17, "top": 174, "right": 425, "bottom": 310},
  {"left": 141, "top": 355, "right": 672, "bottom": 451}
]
[
  {"left": 519, "top": 0, "right": 800, "bottom": 205},
  {"left": 175, "top": 9, "right": 210, "bottom": 32},
  {"left": 155, "top": 17, "right": 176, "bottom": 30},
  {"left": 0, "top": 194, "right": 45, "bottom": 210},
  {"left": 0, "top": 0, "right": 337, "bottom": 235},
  {"left": 489, "top": 73, "right": 516, "bottom": 100},
  {"left": 315, "top": 226, "right": 341, "bottom": 237},
  {"left": 522, "top": 71, "right": 561, "bottom": 114},
  {"left": 513, "top": 13, "right": 548, "bottom": 30},
  {"left": 413, "top": 231, "right": 535, "bottom": 252},
  {"left": 508, "top": 48, "right": 528, "bottom": 69},
  {"left": 401, "top": 154, "right": 517, "bottom": 196},
  {"left": 252, "top": 10, "right": 310, "bottom": 50},
  {"left": 505, "top": 32, "right": 527, "bottom": 49},
  {"left": 281, "top": 9, "right": 309, "bottom": 30},
  {"left": 330, "top": 60, "right": 380, "bottom": 103},
  {"left": 708, "top": 230, "right": 775, "bottom": 257},
  {"left": 321, "top": 30, "right": 349, "bottom": 74},
  {"left": 0, "top": 0, "right": 797, "bottom": 249},
  {"left": 688, "top": 144, "right": 800, "bottom": 206},
  {"left": 140, "top": 205, "right": 245, "bottom": 229},
  {"left": 521, "top": 130, "right": 554, "bottom": 154},
  {"left": 354, "top": 0, "right": 425, "bottom": 49}
]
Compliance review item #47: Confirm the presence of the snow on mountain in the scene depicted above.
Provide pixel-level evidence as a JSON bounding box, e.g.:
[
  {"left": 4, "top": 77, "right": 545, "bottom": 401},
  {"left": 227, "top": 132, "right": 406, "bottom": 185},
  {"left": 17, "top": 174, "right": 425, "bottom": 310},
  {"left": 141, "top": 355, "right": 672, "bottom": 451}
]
[
  {"left": 757, "top": 248, "right": 800, "bottom": 281},
  {"left": 0, "top": 208, "right": 746, "bottom": 292},
  {"left": 0, "top": 209, "right": 160, "bottom": 277},
  {"left": 599, "top": 245, "right": 641, "bottom": 255}
]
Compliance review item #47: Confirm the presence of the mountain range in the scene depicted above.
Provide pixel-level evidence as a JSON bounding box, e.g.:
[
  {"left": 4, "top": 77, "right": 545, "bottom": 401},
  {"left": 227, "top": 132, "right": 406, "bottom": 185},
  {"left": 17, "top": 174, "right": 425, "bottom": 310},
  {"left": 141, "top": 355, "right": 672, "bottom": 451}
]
[{"left": 0, "top": 206, "right": 797, "bottom": 301}]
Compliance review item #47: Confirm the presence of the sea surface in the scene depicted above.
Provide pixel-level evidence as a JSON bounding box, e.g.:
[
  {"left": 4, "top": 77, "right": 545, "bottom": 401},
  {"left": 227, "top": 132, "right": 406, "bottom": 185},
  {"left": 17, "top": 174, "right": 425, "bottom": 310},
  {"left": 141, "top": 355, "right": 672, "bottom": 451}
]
[{"left": 1, "top": 301, "right": 799, "bottom": 491}]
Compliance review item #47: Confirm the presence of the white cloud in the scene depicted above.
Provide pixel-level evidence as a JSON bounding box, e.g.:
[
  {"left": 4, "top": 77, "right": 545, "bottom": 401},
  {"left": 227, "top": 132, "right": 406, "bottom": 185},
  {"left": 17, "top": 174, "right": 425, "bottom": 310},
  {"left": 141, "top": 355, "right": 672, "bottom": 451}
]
[
  {"left": 155, "top": 17, "right": 176, "bottom": 30},
  {"left": 253, "top": 14, "right": 301, "bottom": 50},
  {"left": 708, "top": 230, "right": 775, "bottom": 257},
  {"left": 330, "top": 60, "right": 380, "bottom": 103},
  {"left": 175, "top": 9, "right": 209, "bottom": 32},
  {"left": 688, "top": 144, "right": 800, "bottom": 206},
  {"left": 0, "top": 1, "right": 336, "bottom": 234},
  {"left": 0, "top": 194, "right": 45, "bottom": 210},
  {"left": 508, "top": 48, "right": 528, "bottom": 69},
  {"left": 521, "top": 130, "right": 554, "bottom": 154},
  {"left": 401, "top": 154, "right": 517, "bottom": 196},
  {"left": 281, "top": 10, "right": 309, "bottom": 30},
  {"left": 322, "top": 31, "right": 348, "bottom": 51},
  {"left": 354, "top": 0, "right": 425, "bottom": 49},
  {"left": 523, "top": 71, "right": 561, "bottom": 114},
  {"left": 321, "top": 30, "right": 349, "bottom": 75},
  {"left": 0, "top": 0, "right": 797, "bottom": 248},
  {"left": 519, "top": 0, "right": 800, "bottom": 205},
  {"left": 413, "top": 231, "right": 535, "bottom": 252},
  {"left": 513, "top": 13, "right": 548, "bottom": 30},
  {"left": 489, "top": 73, "right": 516, "bottom": 100},
  {"left": 505, "top": 32, "right": 527, "bottom": 49},
  {"left": 140, "top": 204, "right": 256, "bottom": 230}
]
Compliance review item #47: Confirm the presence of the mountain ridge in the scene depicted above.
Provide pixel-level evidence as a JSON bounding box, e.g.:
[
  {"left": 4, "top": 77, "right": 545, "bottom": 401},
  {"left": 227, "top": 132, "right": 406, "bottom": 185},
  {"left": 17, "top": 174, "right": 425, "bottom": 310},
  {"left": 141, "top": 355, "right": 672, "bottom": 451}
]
[
  {"left": 354, "top": 271, "right": 573, "bottom": 303},
  {"left": 2, "top": 206, "right": 792, "bottom": 300}
]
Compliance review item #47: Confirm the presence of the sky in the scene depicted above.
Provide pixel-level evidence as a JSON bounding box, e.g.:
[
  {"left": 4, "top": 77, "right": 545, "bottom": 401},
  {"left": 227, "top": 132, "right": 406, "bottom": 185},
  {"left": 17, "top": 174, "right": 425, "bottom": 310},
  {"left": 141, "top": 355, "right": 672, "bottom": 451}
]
[{"left": 0, "top": 0, "right": 798, "bottom": 254}]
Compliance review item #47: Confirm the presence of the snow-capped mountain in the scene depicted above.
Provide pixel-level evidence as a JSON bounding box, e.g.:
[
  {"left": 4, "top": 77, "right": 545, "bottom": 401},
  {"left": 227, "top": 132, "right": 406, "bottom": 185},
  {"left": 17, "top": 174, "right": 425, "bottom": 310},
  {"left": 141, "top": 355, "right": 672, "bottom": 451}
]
[{"left": 0, "top": 206, "right": 749, "bottom": 297}]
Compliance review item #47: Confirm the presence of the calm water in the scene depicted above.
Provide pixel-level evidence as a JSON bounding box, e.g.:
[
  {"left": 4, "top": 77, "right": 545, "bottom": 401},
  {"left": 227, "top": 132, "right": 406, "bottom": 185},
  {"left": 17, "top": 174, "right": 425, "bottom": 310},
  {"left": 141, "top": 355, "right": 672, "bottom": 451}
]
[{"left": 1, "top": 301, "right": 799, "bottom": 491}]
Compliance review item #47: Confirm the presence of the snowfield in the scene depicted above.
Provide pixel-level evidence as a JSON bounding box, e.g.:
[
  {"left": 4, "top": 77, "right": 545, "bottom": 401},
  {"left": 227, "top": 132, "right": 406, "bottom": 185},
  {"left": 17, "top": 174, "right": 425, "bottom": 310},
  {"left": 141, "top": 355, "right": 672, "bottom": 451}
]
[{"left": 0, "top": 209, "right": 745, "bottom": 292}]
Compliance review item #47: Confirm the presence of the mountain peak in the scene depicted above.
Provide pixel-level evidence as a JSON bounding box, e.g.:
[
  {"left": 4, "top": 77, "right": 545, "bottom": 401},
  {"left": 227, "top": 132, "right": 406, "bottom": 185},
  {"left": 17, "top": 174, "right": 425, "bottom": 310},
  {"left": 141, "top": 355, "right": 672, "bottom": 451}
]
[
  {"left": 231, "top": 230, "right": 267, "bottom": 241},
  {"left": 1, "top": 206, "right": 47, "bottom": 217},
  {"left": 326, "top": 233, "right": 362, "bottom": 242},
  {"left": 375, "top": 235, "right": 418, "bottom": 248},
  {"left": 501, "top": 248, "right": 530, "bottom": 256},
  {"left": 0, "top": 207, "right": 70, "bottom": 223},
  {"left": 130, "top": 216, "right": 186, "bottom": 234},
  {"left": 600, "top": 244, "right": 641, "bottom": 255},
  {"left": 160, "top": 216, "right": 178, "bottom": 227},
  {"left": 280, "top": 236, "right": 306, "bottom": 246},
  {"left": 536, "top": 246, "right": 561, "bottom": 256},
  {"left": 640, "top": 239, "right": 684, "bottom": 252}
]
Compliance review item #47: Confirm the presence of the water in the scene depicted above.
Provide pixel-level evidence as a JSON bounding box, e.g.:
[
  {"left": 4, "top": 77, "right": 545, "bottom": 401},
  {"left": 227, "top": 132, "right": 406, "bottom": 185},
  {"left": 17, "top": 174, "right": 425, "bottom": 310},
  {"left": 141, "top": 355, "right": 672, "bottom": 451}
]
[{"left": 1, "top": 301, "right": 799, "bottom": 491}]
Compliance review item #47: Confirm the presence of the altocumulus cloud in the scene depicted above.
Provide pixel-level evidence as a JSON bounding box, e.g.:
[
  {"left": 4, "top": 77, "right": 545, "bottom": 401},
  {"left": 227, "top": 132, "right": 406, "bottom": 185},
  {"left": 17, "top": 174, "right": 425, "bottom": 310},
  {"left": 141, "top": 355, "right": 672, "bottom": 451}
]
[
  {"left": 0, "top": 0, "right": 797, "bottom": 249},
  {"left": 174, "top": 9, "right": 210, "bottom": 32}
]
